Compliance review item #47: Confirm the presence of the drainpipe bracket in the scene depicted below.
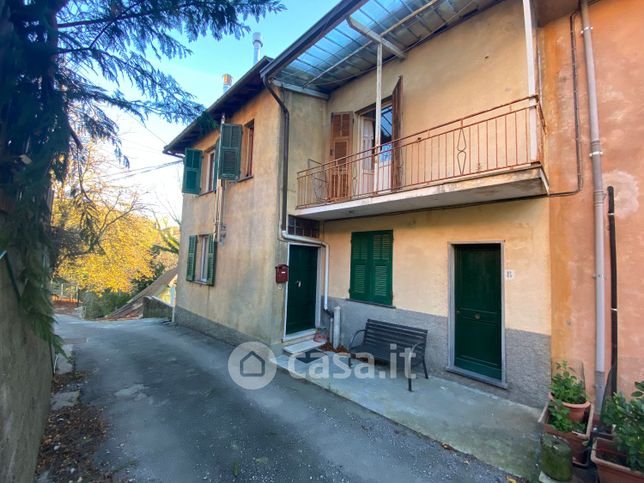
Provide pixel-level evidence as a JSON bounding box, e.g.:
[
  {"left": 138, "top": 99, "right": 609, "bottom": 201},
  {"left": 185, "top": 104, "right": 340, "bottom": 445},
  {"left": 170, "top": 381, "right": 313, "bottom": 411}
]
[
  {"left": 581, "top": 26, "right": 593, "bottom": 34},
  {"left": 589, "top": 151, "right": 603, "bottom": 157}
]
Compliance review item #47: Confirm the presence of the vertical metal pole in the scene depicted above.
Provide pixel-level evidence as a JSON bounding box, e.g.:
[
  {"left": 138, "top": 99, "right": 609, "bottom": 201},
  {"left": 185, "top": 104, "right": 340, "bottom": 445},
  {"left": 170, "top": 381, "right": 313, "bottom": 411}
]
[
  {"left": 374, "top": 42, "right": 383, "bottom": 191},
  {"left": 522, "top": 0, "right": 538, "bottom": 160},
  {"left": 580, "top": 0, "right": 606, "bottom": 407},
  {"left": 375, "top": 42, "right": 383, "bottom": 151},
  {"left": 607, "top": 186, "right": 618, "bottom": 396}
]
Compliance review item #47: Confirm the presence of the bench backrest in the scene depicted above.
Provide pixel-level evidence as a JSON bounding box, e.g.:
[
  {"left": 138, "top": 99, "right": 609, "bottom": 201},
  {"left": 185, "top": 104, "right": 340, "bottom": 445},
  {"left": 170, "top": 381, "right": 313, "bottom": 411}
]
[{"left": 364, "top": 319, "right": 428, "bottom": 351}]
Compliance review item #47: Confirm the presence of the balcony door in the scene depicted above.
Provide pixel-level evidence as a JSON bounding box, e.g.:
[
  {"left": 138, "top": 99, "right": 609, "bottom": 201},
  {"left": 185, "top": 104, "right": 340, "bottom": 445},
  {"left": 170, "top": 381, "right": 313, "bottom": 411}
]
[
  {"left": 328, "top": 112, "right": 352, "bottom": 201},
  {"left": 357, "top": 76, "right": 402, "bottom": 195}
]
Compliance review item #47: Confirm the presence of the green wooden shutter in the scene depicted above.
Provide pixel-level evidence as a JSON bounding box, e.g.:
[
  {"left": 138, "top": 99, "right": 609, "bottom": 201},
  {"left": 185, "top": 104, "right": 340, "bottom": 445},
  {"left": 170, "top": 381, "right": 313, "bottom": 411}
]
[
  {"left": 370, "top": 231, "right": 393, "bottom": 305},
  {"left": 186, "top": 235, "right": 197, "bottom": 281},
  {"left": 218, "top": 124, "right": 243, "bottom": 180},
  {"left": 350, "top": 232, "right": 370, "bottom": 302},
  {"left": 206, "top": 235, "right": 217, "bottom": 286},
  {"left": 182, "top": 149, "right": 202, "bottom": 194}
]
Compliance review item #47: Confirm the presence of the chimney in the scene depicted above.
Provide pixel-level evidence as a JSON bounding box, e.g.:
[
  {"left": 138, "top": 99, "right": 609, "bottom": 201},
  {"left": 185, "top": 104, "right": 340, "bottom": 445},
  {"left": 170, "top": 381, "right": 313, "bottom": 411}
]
[
  {"left": 252, "top": 32, "right": 263, "bottom": 65},
  {"left": 222, "top": 73, "right": 233, "bottom": 94}
]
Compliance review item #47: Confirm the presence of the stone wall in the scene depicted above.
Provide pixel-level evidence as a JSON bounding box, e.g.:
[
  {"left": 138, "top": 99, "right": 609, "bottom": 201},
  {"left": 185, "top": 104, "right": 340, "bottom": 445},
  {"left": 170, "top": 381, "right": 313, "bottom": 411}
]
[{"left": 0, "top": 253, "right": 53, "bottom": 482}]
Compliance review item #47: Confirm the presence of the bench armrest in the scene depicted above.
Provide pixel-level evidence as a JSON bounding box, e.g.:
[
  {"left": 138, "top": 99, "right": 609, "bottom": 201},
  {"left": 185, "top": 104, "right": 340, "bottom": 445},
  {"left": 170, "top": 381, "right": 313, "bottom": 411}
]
[{"left": 349, "top": 329, "right": 366, "bottom": 350}]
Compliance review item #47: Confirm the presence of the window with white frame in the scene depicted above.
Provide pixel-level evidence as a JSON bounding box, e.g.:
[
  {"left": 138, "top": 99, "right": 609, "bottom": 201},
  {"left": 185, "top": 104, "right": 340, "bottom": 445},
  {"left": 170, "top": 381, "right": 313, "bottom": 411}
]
[{"left": 197, "top": 234, "right": 209, "bottom": 282}]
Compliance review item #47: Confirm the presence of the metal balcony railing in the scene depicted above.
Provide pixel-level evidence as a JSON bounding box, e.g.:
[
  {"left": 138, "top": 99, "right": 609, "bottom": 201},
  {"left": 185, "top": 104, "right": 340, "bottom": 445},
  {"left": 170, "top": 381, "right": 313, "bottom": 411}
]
[{"left": 296, "top": 96, "right": 545, "bottom": 208}]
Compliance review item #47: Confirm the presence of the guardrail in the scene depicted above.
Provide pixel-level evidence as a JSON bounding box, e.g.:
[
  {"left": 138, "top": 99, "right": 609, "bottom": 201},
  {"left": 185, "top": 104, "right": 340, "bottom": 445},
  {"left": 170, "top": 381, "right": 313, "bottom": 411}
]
[{"left": 297, "top": 96, "right": 544, "bottom": 208}]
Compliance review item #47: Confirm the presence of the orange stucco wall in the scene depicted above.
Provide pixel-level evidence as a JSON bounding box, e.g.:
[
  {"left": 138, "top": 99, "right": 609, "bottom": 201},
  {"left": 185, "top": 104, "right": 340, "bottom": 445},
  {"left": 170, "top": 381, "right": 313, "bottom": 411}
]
[{"left": 542, "top": 0, "right": 644, "bottom": 395}]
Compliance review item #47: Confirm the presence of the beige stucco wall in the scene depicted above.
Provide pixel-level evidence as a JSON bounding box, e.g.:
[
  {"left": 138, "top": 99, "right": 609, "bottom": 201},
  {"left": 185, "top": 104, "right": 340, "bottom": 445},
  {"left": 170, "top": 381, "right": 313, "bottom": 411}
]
[
  {"left": 323, "top": 198, "right": 551, "bottom": 336},
  {"left": 285, "top": 91, "right": 327, "bottom": 211},
  {"left": 177, "top": 90, "right": 284, "bottom": 344},
  {"left": 321, "top": 0, "right": 529, "bottom": 156}
]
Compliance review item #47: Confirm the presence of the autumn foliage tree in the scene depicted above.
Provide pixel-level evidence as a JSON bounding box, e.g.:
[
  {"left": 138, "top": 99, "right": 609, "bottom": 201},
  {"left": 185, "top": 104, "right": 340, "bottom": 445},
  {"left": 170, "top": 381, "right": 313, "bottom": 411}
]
[
  {"left": 51, "top": 141, "right": 177, "bottom": 294},
  {"left": 0, "top": 0, "right": 283, "bottom": 345}
]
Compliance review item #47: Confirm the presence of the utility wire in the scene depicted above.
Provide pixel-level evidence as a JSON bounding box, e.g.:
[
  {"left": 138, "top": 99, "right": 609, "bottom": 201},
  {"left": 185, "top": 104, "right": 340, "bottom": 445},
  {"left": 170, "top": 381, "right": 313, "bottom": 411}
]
[{"left": 100, "top": 159, "right": 182, "bottom": 182}]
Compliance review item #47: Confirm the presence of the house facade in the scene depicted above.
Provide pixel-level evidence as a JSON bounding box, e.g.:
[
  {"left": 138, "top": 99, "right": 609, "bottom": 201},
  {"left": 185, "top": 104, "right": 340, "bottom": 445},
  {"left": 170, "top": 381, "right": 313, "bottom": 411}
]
[
  {"left": 540, "top": 0, "right": 644, "bottom": 397},
  {"left": 167, "top": 0, "right": 643, "bottom": 408}
]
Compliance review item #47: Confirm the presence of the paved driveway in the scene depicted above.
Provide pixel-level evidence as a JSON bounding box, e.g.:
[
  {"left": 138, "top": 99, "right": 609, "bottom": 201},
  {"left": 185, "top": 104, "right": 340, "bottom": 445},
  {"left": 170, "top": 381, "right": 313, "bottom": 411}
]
[{"left": 56, "top": 315, "right": 514, "bottom": 482}]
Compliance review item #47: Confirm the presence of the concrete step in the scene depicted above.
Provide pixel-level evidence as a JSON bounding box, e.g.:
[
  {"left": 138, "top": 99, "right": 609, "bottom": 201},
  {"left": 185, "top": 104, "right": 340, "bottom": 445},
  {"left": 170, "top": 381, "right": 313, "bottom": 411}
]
[{"left": 282, "top": 339, "right": 325, "bottom": 356}]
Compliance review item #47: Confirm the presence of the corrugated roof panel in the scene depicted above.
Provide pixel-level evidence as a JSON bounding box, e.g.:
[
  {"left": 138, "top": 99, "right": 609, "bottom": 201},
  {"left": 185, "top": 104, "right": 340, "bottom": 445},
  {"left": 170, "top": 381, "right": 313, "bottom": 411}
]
[{"left": 272, "top": 0, "right": 501, "bottom": 94}]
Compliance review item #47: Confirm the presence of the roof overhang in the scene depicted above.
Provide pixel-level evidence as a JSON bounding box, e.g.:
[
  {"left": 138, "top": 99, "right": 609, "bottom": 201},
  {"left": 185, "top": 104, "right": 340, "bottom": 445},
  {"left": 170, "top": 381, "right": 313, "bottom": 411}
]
[
  {"left": 164, "top": 56, "right": 273, "bottom": 155},
  {"left": 261, "top": 0, "right": 503, "bottom": 96}
]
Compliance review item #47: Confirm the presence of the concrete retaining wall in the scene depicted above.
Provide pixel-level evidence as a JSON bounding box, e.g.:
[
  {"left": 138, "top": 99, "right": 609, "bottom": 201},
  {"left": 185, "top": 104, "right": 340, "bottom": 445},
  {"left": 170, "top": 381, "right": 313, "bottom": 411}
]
[
  {"left": 142, "top": 296, "right": 173, "bottom": 320},
  {"left": 0, "top": 253, "right": 52, "bottom": 483}
]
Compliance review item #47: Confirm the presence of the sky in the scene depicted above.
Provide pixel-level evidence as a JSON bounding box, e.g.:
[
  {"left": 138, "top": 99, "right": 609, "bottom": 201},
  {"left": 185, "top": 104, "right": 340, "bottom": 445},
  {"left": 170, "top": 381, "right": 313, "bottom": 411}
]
[{"left": 107, "top": 0, "right": 338, "bottom": 224}]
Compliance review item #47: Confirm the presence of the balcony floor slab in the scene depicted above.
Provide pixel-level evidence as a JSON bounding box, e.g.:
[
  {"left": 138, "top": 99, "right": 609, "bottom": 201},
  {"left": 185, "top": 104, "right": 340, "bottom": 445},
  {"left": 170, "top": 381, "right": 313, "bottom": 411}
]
[{"left": 295, "top": 165, "right": 548, "bottom": 220}]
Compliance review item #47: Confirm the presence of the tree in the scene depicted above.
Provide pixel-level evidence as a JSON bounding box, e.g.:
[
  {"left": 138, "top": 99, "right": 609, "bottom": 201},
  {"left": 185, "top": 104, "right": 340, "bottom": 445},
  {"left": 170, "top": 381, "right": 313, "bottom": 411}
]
[
  {"left": 51, "top": 140, "right": 145, "bottom": 272},
  {"left": 0, "top": 0, "right": 283, "bottom": 347},
  {"left": 55, "top": 208, "right": 170, "bottom": 293}
]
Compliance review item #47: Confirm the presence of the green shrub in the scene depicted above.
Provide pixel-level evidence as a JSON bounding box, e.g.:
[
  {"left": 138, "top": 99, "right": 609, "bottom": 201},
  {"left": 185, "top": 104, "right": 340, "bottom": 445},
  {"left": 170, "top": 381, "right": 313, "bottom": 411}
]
[
  {"left": 548, "top": 399, "right": 584, "bottom": 433},
  {"left": 550, "top": 361, "right": 588, "bottom": 404},
  {"left": 602, "top": 381, "right": 644, "bottom": 472},
  {"left": 82, "top": 290, "right": 131, "bottom": 319}
]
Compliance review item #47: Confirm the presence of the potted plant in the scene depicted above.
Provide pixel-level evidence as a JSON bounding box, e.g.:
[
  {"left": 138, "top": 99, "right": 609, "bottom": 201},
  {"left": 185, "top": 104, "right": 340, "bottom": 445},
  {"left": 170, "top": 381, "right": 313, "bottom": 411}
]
[
  {"left": 592, "top": 381, "right": 644, "bottom": 483},
  {"left": 540, "top": 397, "right": 594, "bottom": 466},
  {"left": 550, "top": 361, "right": 590, "bottom": 422}
]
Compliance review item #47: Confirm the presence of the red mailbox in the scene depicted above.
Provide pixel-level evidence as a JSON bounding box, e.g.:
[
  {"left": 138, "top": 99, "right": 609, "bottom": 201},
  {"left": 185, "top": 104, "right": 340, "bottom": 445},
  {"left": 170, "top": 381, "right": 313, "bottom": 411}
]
[{"left": 275, "top": 264, "right": 289, "bottom": 284}]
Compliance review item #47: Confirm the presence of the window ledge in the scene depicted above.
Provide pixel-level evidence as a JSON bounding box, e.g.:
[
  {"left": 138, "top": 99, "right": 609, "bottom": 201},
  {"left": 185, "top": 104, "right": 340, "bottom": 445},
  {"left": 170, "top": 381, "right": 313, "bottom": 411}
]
[
  {"left": 235, "top": 175, "right": 253, "bottom": 183},
  {"left": 346, "top": 298, "right": 395, "bottom": 309},
  {"left": 189, "top": 280, "right": 212, "bottom": 286},
  {"left": 198, "top": 190, "right": 216, "bottom": 197}
]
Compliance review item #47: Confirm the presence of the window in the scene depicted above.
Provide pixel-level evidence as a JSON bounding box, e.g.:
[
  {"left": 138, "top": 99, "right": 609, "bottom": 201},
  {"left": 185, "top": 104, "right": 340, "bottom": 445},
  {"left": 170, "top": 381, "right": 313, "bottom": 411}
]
[
  {"left": 205, "top": 151, "right": 216, "bottom": 193},
  {"left": 288, "top": 216, "right": 320, "bottom": 238},
  {"left": 350, "top": 230, "right": 393, "bottom": 306},
  {"left": 360, "top": 103, "right": 393, "bottom": 166},
  {"left": 240, "top": 121, "right": 254, "bottom": 179},
  {"left": 186, "top": 234, "right": 217, "bottom": 285},
  {"left": 197, "top": 235, "right": 209, "bottom": 282}
]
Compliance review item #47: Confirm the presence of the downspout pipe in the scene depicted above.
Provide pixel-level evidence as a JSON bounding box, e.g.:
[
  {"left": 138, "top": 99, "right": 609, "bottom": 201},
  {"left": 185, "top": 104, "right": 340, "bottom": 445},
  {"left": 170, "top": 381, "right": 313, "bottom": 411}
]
[
  {"left": 263, "top": 76, "right": 290, "bottom": 232},
  {"left": 263, "top": 76, "right": 332, "bottom": 316},
  {"left": 580, "top": 0, "right": 606, "bottom": 407}
]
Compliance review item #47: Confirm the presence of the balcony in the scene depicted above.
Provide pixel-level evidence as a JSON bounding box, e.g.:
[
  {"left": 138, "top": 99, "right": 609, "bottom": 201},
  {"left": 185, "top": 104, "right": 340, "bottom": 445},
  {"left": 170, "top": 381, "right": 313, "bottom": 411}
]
[{"left": 295, "top": 97, "right": 548, "bottom": 220}]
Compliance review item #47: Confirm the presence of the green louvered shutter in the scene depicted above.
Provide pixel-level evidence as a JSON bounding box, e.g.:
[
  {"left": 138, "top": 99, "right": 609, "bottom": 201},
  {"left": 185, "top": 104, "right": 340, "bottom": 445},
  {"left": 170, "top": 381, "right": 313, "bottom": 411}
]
[
  {"left": 218, "top": 124, "right": 243, "bottom": 180},
  {"left": 182, "top": 149, "right": 202, "bottom": 194},
  {"left": 206, "top": 235, "right": 217, "bottom": 286},
  {"left": 370, "top": 231, "right": 393, "bottom": 305},
  {"left": 350, "top": 232, "right": 370, "bottom": 302},
  {"left": 186, "top": 235, "right": 197, "bottom": 281}
]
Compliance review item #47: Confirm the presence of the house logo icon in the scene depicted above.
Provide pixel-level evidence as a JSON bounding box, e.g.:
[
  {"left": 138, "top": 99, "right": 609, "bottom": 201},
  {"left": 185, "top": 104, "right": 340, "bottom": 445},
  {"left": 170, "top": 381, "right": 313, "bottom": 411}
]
[
  {"left": 228, "top": 341, "right": 276, "bottom": 390},
  {"left": 240, "top": 351, "right": 266, "bottom": 378}
]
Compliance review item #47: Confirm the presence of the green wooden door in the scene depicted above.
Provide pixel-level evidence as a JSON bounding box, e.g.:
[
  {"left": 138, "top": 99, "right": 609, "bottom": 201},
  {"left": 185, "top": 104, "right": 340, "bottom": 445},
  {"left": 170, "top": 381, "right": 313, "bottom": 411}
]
[
  {"left": 454, "top": 244, "right": 502, "bottom": 380},
  {"left": 286, "top": 245, "right": 318, "bottom": 335}
]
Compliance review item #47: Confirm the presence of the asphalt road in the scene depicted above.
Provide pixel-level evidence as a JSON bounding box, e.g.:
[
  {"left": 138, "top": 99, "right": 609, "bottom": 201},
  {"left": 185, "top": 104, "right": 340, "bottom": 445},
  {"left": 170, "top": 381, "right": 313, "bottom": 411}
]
[{"left": 56, "top": 315, "right": 514, "bottom": 483}]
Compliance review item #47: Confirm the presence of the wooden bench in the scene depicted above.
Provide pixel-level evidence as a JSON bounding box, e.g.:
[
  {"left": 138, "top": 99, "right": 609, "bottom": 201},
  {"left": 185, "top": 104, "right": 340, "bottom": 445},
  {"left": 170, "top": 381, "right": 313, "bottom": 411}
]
[{"left": 348, "top": 319, "right": 429, "bottom": 391}]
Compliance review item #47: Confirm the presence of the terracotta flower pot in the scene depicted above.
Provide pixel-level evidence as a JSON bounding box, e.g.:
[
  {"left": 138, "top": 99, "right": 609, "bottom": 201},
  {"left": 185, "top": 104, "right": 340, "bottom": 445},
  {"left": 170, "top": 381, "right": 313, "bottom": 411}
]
[
  {"left": 539, "top": 401, "right": 593, "bottom": 467},
  {"left": 591, "top": 438, "right": 644, "bottom": 483},
  {"left": 549, "top": 392, "right": 591, "bottom": 423}
]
